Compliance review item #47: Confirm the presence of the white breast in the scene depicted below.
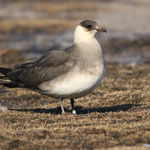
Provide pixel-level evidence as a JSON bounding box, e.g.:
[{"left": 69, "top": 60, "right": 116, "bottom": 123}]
[{"left": 39, "top": 64, "right": 104, "bottom": 98}]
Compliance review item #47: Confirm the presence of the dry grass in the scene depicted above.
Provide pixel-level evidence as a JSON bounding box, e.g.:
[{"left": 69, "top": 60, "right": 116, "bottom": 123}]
[
  {"left": 0, "top": 0, "right": 150, "bottom": 149},
  {"left": 0, "top": 64, "right": 150, "bottom": 149},
  {"left": 0, "top": 18, "right": 76, "bottom": 34},
  {"left": 0, "top": 1, "right": 99, "bottom": 34},
  {"left": 33, "top": 1, "right": 99, "bottom": 13}
]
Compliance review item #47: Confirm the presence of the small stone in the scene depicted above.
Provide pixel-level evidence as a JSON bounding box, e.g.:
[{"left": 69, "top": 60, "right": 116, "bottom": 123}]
[{"left": 0, "top": 105, "right": 8, "bottom": 111}]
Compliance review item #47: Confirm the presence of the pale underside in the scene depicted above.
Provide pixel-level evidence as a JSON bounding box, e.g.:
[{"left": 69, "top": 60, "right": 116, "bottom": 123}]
[{"left": 38, "top": 63, "right": 104, "bottom": 99}]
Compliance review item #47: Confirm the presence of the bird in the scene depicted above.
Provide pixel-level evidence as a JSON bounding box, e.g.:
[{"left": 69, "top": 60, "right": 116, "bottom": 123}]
[{"left": 0, "top": 20, "right": 107, "bottom": 114}]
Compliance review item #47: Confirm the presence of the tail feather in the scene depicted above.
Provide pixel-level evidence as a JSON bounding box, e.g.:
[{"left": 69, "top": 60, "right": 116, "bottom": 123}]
[
  {"left": 0, "top": 67, "right": 24, "bottom": 88},
  {"left": 0, "top": 67, "right": 12, "bottom": 77},
  {"left": 0, "top": 81, "right": 23, "bottom": 88},
  {"left": 0, "top": 76, "right": 8, "bottom": 79}
]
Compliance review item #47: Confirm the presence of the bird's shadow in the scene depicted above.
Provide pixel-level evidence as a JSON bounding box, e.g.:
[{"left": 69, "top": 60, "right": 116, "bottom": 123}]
[{"left": 9, "top": 104, "right": 140, "bottom": 115}]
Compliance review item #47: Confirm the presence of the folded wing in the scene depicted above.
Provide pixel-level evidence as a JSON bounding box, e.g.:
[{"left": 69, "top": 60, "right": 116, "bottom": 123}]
[{"left": 7, "top": 46, "right": 76, "bottom": 89}]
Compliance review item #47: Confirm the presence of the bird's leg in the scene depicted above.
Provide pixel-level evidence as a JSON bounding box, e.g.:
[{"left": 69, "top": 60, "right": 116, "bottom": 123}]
[
  {"left": 70, "top": 98, "right": 76, "bottom": 114},
  {"left": 59, "top": 98, "right": 65, "bottom": 114}
]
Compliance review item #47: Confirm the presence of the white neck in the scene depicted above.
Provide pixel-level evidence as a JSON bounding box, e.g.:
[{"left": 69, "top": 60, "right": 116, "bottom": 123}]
[
  {"left": 73, "top": 25, "right": 102, "bottom": 57},
  {"left": 73, "top": 25, "right": 104, "bottom": 73},
  {"left": 74, "top": 25, "right": 97, "bottom": 44}
]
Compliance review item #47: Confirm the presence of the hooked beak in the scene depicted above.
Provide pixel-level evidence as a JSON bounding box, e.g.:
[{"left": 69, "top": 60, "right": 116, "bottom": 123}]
[{"left": 96, "top": 27, "right": 107, "bottom": 33}]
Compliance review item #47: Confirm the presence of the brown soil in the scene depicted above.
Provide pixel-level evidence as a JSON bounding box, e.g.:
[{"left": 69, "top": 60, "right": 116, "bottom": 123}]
[{"left": 0, "top": 64, "right": 150, "bottom": 150}]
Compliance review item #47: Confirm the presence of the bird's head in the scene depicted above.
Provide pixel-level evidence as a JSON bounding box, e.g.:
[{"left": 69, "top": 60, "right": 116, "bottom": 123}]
[{"left": 74, "top": 20, "right": 107, "bottom": 44}]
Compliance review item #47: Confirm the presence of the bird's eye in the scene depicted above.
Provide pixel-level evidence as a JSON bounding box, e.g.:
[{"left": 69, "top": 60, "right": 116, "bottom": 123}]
[{"left": 86, "top": 25, "right": 92, "bottom": 29}]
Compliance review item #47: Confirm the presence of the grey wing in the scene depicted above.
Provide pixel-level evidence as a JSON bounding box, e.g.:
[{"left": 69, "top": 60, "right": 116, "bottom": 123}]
[
  {"left": 8, "top": 47, "right": 76, "bottom": 88},
  {"left": 13, "top": 61, "right": 35, "bottom": 70},
  {"left": 13, "top": 49, "right": 67, "bottom": 70}
]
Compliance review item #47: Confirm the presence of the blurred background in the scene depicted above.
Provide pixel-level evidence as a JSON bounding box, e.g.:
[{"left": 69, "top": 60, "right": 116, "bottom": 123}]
[{"left": 0, "top": 0, "right": 150, "bottom": 65}]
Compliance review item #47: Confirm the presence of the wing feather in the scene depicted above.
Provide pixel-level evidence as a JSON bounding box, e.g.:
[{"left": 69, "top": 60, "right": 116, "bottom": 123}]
[{"left": 7, "top": 46, "right": 77, "bottom": 88}]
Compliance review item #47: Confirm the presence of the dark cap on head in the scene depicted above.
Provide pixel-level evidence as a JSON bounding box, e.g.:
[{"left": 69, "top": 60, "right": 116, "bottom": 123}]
[
  {"left": 80, "top": 20, "right": 107, "bottom": 33},
  {"left": 80, "top": 20, "right": 98, "bottom": 31}
]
